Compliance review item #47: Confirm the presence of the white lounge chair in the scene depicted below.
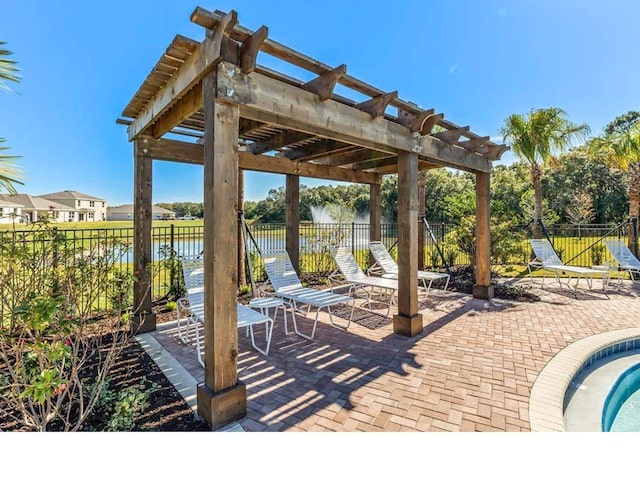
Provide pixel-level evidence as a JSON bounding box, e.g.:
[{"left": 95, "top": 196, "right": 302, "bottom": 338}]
[
  {"left": 368, "top": 241, "right": 450, "bottom": 296},
  {"left": 262, "top": 250, "right": 355, "bottom": 340},
  {"left": 177, "top": 258, "right": 274, "bottom": 366},
  {"left": 604, "top": 239, "right": 640, "bottom": 282},
  {"left": 527, "top": 239, "right": 610, "bottom": 292},
  {"left": 332, "top": 246, "right": 398, "bottom": 316}
]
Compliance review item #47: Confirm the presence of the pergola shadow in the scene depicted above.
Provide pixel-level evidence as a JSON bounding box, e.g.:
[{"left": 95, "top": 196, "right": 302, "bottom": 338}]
[{"left": 233, "top": 309, "right": 423, "bottom": 430}]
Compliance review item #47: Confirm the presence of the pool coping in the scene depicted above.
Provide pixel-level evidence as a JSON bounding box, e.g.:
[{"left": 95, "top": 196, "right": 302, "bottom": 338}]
[{"left": 529, "top": 327, "right": 640, "bottom": 432}]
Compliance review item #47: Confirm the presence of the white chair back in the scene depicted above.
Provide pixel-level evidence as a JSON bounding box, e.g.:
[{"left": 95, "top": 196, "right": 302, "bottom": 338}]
[
  {"left": 604, "top": 239, "right": 640, "bottom": 268},
  {"left": 262, "top": 250, "right": 304, "bottom": 293},
  {"left": 181, "top": 258, "right": 204, "bottom": 293},
  {"left": 369, "top": 241, "right": 399, "bottom": 274},
  {"left": 333, "top": 246, "right": 368, "bottom": 282},
  {"left": 529, "top": 239, "right": 563, "bottom": 266}
]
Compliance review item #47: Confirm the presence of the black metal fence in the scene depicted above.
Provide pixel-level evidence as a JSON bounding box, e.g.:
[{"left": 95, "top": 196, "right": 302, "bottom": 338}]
[{"left": 1, "top": 220, "right": 637, "bottom": 319}]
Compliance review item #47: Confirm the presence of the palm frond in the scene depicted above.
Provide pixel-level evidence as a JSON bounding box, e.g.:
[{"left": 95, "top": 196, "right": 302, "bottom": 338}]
[
  {"left": 0, "top": 138, "right": 24, "bottom": 194},
  {"left": 0, "top": 41, "right": 21, "bottom": 92}
]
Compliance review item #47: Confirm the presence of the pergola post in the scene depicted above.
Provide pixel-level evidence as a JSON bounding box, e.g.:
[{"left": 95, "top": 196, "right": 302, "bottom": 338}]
[
  {"left": 286, "top": 174, "right": 300, "bottom": 274},
  {"left": 196, "top": 70, "right": 245, "bottom": 430},
  {"left": 132, "top": 139, "right": 155, "bottom": 333},
  {"left": 393, "top": 151, "right": 423, "bottom": 337},
  {"left": 473, "top": 171, "right": 494, "bottom": 299},
  {"left": 418, "top": 180, "right": 426, "bottom": 270},
  {"left": 369, "top": 182, "right": 381, "bottom": 267}
]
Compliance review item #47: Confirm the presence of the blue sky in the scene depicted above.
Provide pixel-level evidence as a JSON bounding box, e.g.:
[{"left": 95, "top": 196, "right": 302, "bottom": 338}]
[{"left": 2, "top": 0, "right": 639, "bottom": 206}]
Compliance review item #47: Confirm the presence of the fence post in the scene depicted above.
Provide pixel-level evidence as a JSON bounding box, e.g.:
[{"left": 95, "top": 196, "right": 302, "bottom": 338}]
[
  {"left": 52, "top": 227, "right": 60, "bottom": 296},
  {"left": 351, "top": 222, "right": 355, "bottom": 256},
  {"left": 169, "top": 223, "right": 176, "bottom": 296},
  {"left": 632, "top": 217, "right": 639, "bottom": 258}
]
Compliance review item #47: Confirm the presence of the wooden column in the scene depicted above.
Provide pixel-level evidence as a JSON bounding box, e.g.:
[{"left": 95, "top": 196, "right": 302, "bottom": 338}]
[
  {"left": 197, "top": 70, "right": 245, "bottom": 430},
  {"left": 393, "top": 152, "right": 423, "bottom": 337},
  {"left": 132, "top": 140, "right": 155, "bottom": 333},
  {"left": 238, "top": 168, "right": 246, "bottom": 287},
  {"left": 473, "top": 171, "right": 494, "bottom": 299},
  {"left": 286, "top": 174, "right": 300, "bottom": 273},
  {"left": 418, "top": 180, "right": 426, "bottom": 270},
  {"left": 369, "top": 182, "right": 381, "bottom": 267}
]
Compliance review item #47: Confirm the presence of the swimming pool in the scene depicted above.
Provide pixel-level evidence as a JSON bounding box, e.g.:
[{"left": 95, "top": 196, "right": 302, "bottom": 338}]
[
  {"left": 603, "top": 362, "right": 640, "bottom": 431},
  {"left": 562, "top": 340, "right": 640, "bottom": 431},
  {"left": 529, "top": 328, "right": 640, "bottom": 432}
]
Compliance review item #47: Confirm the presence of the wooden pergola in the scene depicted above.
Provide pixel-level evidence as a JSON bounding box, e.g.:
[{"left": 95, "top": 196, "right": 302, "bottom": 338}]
[{"left": 117, "top": 7, "right": 509, "bottom": 430}]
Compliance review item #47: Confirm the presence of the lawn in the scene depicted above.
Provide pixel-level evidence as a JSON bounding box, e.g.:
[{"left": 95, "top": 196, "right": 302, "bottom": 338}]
[{"left": 0, "top": 219, "right": 205, "bottom": 231}]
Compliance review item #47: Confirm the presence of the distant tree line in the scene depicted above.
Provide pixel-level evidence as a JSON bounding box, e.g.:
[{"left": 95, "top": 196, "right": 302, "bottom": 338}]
[
  {"left": 155, "top": 151, "right": 628, "bottom": 227},
  {"left": 155, "top": 110, "right": 638, "bottom": 230}
]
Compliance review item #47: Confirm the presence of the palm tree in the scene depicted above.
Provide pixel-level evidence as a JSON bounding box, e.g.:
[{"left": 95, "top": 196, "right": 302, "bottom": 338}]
[
  {"left": 588, "top": 117, "right": 640, "bottom": 251},
  {"left": 0, "top": 41, "right": 21, "bottom": 91},
  {"left": 1, "top": 42, "right": 23, "bottom": 193},
  {"left": 0, "top": 138, "right": 24, "bottom": 193},
  {"left": 501, "top": 107, "right": 590, "bottom": 238}
]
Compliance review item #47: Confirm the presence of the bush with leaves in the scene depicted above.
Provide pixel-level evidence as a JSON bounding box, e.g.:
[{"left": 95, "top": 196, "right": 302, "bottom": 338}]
[
  {"left": 0, "top": 220, "right": 141, "bottom": 431},
  {"left": 446, "top": 216, "right": 526, "bottom": 268}
]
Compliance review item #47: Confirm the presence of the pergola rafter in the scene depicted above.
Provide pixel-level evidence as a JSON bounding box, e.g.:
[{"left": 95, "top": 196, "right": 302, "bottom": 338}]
[{"left": 119, "top": 6, "right": 507, "bottom": 430}]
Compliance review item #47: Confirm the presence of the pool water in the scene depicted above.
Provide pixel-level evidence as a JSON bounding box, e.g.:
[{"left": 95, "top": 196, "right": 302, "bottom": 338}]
[{"left": 604, "top": 363, "right": 640, "bottom": 432}]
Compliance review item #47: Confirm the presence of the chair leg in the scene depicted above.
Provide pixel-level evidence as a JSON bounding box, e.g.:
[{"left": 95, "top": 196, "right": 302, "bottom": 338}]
[
  {"left": 248, "top": 319, "right": 273, "bottom": 356},
  {"left": 194, "top": 321, "right": 204, "bottom": 368},
  {"left": 327, "top": 304, "right": 351, "bottom": 331}
]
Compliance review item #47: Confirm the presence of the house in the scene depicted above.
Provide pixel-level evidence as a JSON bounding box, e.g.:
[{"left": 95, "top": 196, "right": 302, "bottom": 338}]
[
  {"left": 38, "top": 190, "right": 107, "bottom": 222},
  {"left": 0, "top": 199, "right": 23, "bottom": 224},
  {"left": 0, "top": 194, "right": 74, "bottom": 223},
  {"left": 107, "top": 204, "right": 176, "bottom": 221}
]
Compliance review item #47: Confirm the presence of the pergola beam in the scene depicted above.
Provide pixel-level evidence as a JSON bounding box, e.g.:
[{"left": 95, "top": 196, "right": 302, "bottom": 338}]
[
  {"left": 141, "top": 137, "right": 381, "bottom": 184},
  {"left": 397, "top": 108, "right": 435, "bottom": 133},
  {"left": 356, "top": 91, "right": 398, "bottom": 118},
  {"left": 248, "top": 130, "right": 314, "bottom": 154},
  {"left": 322, "top": 149, "right": 393, "bottom": 167},
  {"left": 216, "top": 62, "right": 490, "bottom": 173},
  {"left": 282, "top": 140, "right": 355, "bottom": 161},
  {"left": 239, "top": 25, "right": 268, "bottom": 74},
  {"left": 432, "top": 126, "right": 470, "bottom": 145},
  {"left": 303, "top": 64, "right": 347, "bottom": 101},
  {"left": 457, "top": 135, "right": 490, "bottom": 152},
  {"left": 127, "top": 10, "right": 238, "bottom": 141}
]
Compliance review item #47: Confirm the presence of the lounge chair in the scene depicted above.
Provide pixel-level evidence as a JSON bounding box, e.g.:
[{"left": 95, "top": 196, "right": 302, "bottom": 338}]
[
  {"left": 604, "top": 239, "right": 640, "bottom": 282},
  {"left": 527, "top": 239, "right": 610, "bottom": 292},
  {"left": 332, "top": 246, "right": 398, "bottom": 316},
  {"left": 368, "top": 241, "right": 450, "bottom": 296},
  {"left": 177, "top": 258, "right": 274, "bottom": 366},
  {"left": 262, "top": 249, "right": 355, "bottom": 340}
]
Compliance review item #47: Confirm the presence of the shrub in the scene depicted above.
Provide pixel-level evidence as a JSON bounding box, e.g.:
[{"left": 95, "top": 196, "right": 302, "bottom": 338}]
[
  {"left": 106, "top": 377, "right": 159, "bottom": 432},
  {"left": 446, "top": 216, "right": 526, "bottom": 267},
  {"left": 590, "top": 243, "right": 606, "bottom": 266},
  {"left": 0, "top": 220, "right": 140, "bottom": 431}
]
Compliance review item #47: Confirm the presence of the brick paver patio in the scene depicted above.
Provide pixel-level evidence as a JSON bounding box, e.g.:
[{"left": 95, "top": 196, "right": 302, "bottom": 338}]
[{"left": 149, "top": 279, "right": 640, "bottom": 431}]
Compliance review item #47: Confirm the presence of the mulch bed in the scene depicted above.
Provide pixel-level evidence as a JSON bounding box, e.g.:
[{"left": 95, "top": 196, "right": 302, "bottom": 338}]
[{"left": 0, "top": 326, "right": 209, "bottom": 432}]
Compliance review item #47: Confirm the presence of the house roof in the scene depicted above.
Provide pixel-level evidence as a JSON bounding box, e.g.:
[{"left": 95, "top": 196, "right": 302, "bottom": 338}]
[
  {"left": 38, "top": 190, "right": 105, "bottom": 202},
  {"left": 0, "top": 194, "right": 74, "bottom": 211},
  {"left": 0, "top": 199, "right": 23, "bottom": 208},
  {"left": 108, "top": 204, "right": 175, "bottom": 215}
]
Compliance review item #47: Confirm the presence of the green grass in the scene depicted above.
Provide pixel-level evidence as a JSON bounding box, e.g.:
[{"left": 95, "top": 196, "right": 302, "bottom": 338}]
[{"left": 0, "top": 219, "right": 205, "bottom": 231}]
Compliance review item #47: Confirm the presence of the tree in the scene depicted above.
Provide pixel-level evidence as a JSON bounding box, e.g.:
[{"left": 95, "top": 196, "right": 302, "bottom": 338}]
[
  {"left": 0, "top": 42, "right": 23, "bottom": 193},
  {"left": 501, "top": 108, "right": 590, "bottom": 238},
  {"left": 565, "top": 191, "right": 595, "bottom": 239},
  {"left": 545, "top": 150, "right": 627, "bottom": 223},
  {"left": 588, "top": 111, "right": 640, "bottom": 251}
]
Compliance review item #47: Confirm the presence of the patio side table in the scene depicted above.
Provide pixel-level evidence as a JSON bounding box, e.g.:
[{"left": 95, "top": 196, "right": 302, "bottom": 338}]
[{"left": 249, "top": 296, "right": 290, "bottom": 335}]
